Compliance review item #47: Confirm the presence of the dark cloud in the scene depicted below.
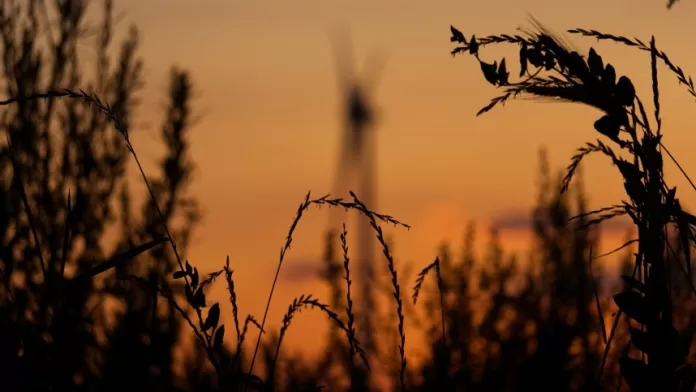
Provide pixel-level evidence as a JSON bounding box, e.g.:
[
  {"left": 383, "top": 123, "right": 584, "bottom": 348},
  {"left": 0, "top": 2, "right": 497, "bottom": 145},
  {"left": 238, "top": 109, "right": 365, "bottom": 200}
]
[
  {"left": 492, "top": 210, "right": 531, "bottom": 230},
  {"left": 492, "top": 208, "right": 634, "bottom": 232},
  {"left": 279, "top": 257, "right": 322, "bottom": 283}
]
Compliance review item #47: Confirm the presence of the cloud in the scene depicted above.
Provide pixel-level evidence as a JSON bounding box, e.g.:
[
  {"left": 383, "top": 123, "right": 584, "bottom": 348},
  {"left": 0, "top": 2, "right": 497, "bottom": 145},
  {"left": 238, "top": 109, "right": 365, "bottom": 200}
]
[
  {"left": 491, "top": 208, "right": 634, "bottom": 232},
  {"left": 279, "top": 257, "right": 322, "bottom": 283},
  {"left": 491, "top": 210, "right": 531, "bottom": 231}
]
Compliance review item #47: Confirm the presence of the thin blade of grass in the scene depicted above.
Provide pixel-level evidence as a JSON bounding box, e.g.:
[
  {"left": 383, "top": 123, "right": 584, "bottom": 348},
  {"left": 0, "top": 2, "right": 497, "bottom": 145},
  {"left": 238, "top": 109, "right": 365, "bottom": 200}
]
[{"left": 71, "top": 236, "right": 169, "bottom": 282}]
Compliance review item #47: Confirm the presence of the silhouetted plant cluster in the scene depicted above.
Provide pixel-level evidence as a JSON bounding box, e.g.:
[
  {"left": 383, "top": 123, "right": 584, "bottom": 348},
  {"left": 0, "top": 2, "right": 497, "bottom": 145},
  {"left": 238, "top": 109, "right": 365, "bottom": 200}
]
[
  {"left": 449, "top": 19, "right": 696, "bottom": 391},
  {"left": 3, "top": 1, "right": 696, "bottom": 391}
]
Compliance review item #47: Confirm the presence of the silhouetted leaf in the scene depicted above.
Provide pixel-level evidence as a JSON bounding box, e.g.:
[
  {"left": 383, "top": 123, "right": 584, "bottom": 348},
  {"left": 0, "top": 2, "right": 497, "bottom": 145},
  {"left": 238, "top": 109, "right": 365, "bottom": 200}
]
[
  {"left": 497, "top": 58, "right": 509, "bottom": 85},
  {"left": 614, "top": 291, "right": 651, "bottom": 325},
  {"left": 185, "top": 285, "right": 194, "bottom": 305},
  {"left": 469, "top": 35, "right": 479, "bottom": 56},
  {"left": 172, "top": 270, "right": 186, "bottom": 279},
  {"left": 450, "top": 26, "right": 465, "bottom": 43},
  {"left": 594, "top": 114, "right": 621, "bottom": 143},
  {"left": 480, "top": 60, "right": 499, "bottom": 86},
  {"left": 204, "top": 303, "right": 221, "bottom": 331},
  {"left": 616, "top": 160, "right": 645, "bottom": 202},
  {"left": 185, "top": 260, "right": 193, "bottom": 275},
  {"left": 603, "top": 64, "right": 616, "bottom": 88},
  {"left": 213, "top": 325, "right": 225, "bottom": 350},
  {"left": 587, "top": 48, "right": 604, "bottom": 76},
  {"left": 615, "top": 76, "right": 636, "bottom": 106},
  {"left": 193, "top": 287, "right": 207, "bottom": 308}
]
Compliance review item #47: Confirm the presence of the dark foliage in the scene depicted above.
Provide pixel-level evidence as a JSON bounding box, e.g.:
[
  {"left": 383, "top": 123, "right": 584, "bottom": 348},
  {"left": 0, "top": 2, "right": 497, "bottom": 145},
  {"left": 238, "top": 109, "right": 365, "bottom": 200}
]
[
  {"left": 448, "top": 20, "right": 696, "bottom": 391},
  {"left": 4, "top": 3, "right": 696, "bottom": 392}
]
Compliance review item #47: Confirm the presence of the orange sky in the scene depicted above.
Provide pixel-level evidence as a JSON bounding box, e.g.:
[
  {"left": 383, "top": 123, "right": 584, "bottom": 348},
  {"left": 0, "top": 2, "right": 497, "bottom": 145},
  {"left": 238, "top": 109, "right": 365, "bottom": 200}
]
[{"left": 94, "top": 0, "right": 696, "bottom": 364}]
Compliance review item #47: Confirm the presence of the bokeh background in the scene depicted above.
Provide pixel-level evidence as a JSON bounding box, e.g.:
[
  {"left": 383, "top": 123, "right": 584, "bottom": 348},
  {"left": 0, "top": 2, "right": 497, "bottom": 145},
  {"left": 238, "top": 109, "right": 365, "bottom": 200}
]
[{"left": 106, "top": 0, "right": 696, "bottom": 358}]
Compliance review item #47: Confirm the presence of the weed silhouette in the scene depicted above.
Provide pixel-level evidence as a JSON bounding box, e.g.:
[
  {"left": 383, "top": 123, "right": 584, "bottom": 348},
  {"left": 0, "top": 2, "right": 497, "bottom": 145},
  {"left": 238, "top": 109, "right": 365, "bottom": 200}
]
[
  {"left": 4, "top": 2, "right": 696, "bottom": 392},
  {"left": 449, "top": 18, "right": 696, "bottom": 391}
]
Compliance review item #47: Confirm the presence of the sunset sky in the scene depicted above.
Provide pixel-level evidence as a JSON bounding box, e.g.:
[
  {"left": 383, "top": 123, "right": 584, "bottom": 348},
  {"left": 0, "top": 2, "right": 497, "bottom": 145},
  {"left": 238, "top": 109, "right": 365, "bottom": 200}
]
[{"left": 97, "top": 0, "right": 696, "bottom": 361}]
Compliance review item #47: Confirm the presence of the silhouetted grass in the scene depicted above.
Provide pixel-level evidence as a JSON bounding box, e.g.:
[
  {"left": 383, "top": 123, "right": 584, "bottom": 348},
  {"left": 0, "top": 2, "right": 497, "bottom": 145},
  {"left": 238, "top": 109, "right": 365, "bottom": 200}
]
[
  {"left": 449, "top": 18, "right": 696, "bottom": 391},
  {"left": 1, "top": 87, "right": 417, "bottom": 391},
  {"left": 6, "top": 12, "right": 696, "bottom": 392},
  {"left": 412, "top": 257, "right": 446, "bottom": 350},
  {"left": 340, "top": 224, "right": 359, "bottom": 378}
]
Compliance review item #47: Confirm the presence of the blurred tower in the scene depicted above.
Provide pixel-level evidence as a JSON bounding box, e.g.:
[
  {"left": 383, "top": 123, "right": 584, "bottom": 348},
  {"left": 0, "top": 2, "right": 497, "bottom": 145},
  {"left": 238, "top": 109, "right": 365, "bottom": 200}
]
[{"left": 328, "top": 30, "right": 386, "bottom": 363}]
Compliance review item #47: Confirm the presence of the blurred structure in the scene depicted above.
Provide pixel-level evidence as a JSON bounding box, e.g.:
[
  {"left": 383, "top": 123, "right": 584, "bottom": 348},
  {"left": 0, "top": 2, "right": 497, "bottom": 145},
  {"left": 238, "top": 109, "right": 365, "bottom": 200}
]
[{"left": 327, "top": 29, "right": 387, "bottom": 364}]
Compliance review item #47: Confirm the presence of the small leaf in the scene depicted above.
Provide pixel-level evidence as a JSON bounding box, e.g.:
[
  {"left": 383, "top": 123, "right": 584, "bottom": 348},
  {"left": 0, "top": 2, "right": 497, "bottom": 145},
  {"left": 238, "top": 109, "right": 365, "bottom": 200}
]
[
  {"left": 615, "top": 159, "right": 645, "bottom": 203},
  {"left": 497, "top": 58, "right": 509, "bottom": 85},
  {"left": 587, "top": 48, "right": 604, "bottom": 75},
  {"left": 213, "top": 325, "right": 225, "bottom": 350},
  {"left": 593, "top": 114, "right": 621, "bottom": 143},
  {"left": 614, "top": 291, "right": 651, "bottom": 325},
  {"left": 193, "top": 287, "right": 207, "bottom": 308},
  {"left": 480, "top": 60, "right": 499, "bottom": 86},
  {"left": 450, "top": 26, "right": 465, "bottom": 43},
  {"left": 615, "top": 76, "right": 636, "bottom": 106},
  {"left": 204, "top": 303, "right": 221, "bottom": 331},
  {"left": 469, "top": 35, "right": 479, "bottom": 56},
  {"left": 603, "top": 64, "right": 616, "bottom": 88},
  {"left": 172, "top": 270, "right": 187, "bottom": 279},
  {"left": 185, "top": 261, "right": 193, "bottom": 275}
]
